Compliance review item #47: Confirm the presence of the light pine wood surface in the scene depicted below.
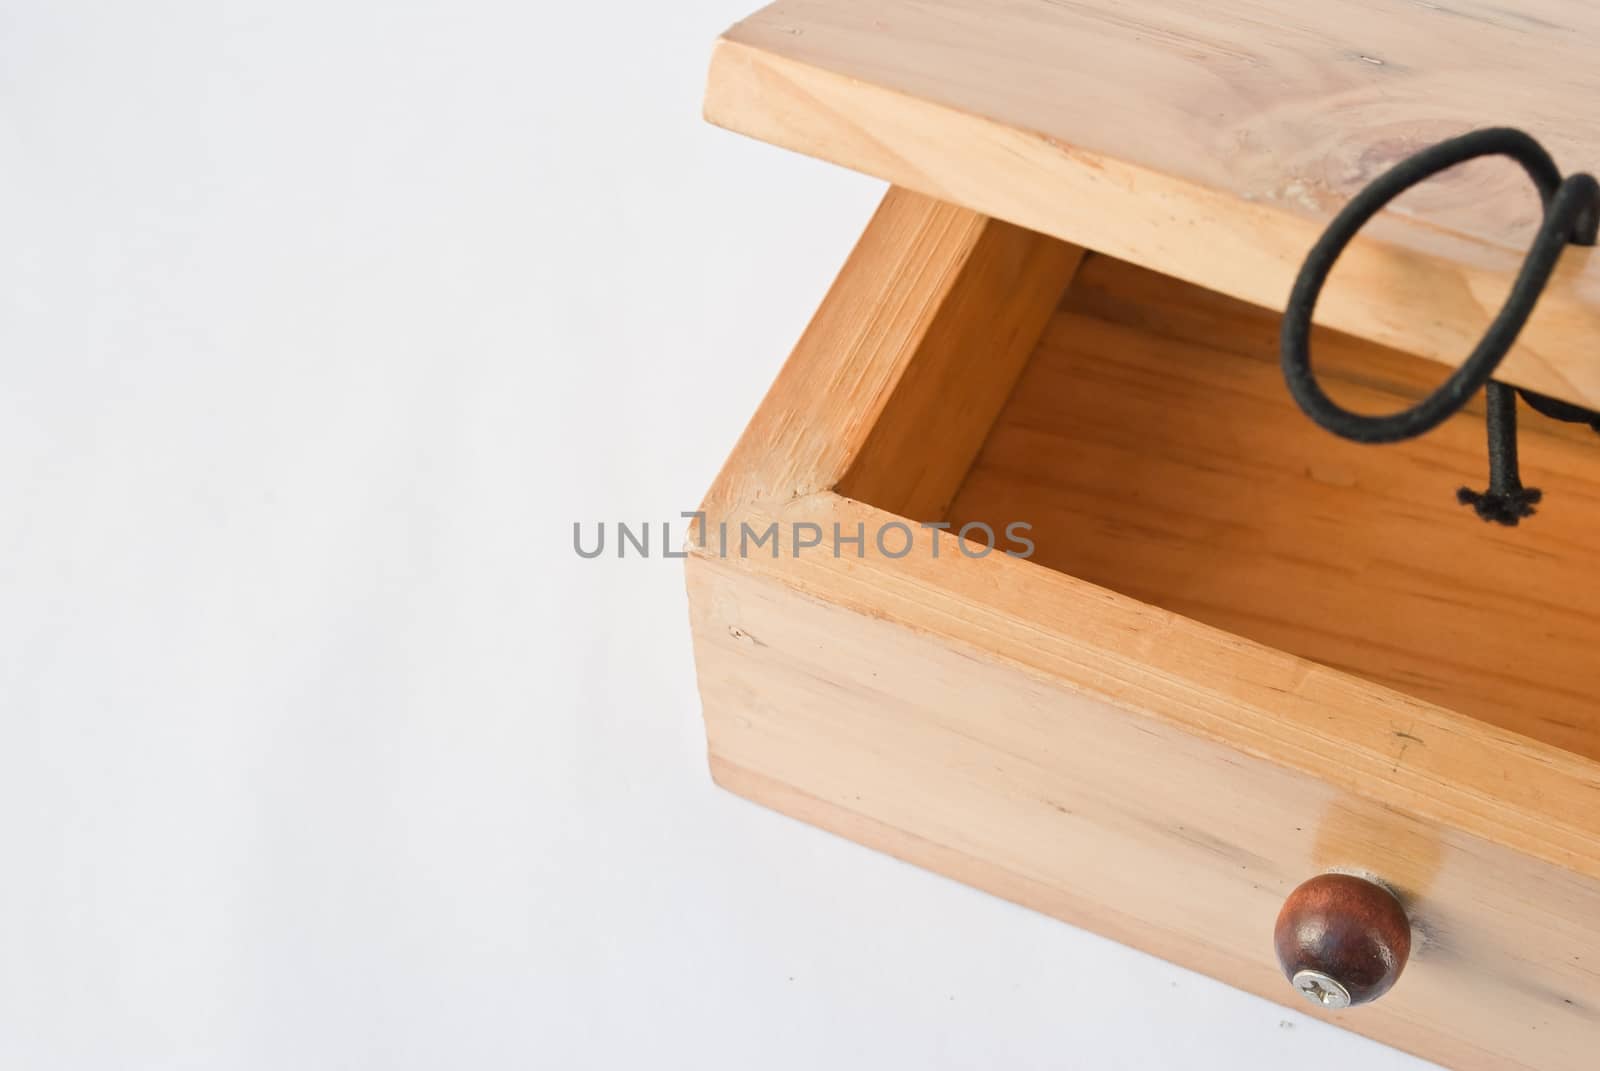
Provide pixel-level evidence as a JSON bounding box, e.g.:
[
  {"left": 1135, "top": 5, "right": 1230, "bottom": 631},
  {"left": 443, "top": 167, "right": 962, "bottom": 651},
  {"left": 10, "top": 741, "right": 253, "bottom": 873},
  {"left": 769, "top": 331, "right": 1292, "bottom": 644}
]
[
  {"left": 692, "top": 533, "right": 1600, "bottom": 1071},
  {"left": 705, "top": 0, "right": 1600, "bottom": 411},
  {"left": 949, "top": 253, "right": 1600, "bottom": 761},
  {"left": 699, "top": 186, "right": 1083, "bottom": 526},
  {"left": 687, "top": 188, "right": 1600, "bottom": 1070},
  {"left": 835, "top": 221, "right": 1083, "bottom": 521}
]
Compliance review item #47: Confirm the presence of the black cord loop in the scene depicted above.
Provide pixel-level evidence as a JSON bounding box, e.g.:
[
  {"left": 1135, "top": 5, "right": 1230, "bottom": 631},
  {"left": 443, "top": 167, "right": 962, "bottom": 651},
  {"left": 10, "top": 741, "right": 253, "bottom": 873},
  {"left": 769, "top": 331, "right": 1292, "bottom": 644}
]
[{"left": 1280, "top": 127, "right": 1600, "bottom": 525}]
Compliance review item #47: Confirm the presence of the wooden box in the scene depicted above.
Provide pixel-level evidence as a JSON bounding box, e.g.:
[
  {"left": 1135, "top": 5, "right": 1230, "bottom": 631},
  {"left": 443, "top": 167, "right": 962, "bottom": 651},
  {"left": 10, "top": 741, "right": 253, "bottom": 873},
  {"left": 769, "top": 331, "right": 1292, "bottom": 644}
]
[{"left": 686, "top": 5, "right": 1600, "bottom": 1068}]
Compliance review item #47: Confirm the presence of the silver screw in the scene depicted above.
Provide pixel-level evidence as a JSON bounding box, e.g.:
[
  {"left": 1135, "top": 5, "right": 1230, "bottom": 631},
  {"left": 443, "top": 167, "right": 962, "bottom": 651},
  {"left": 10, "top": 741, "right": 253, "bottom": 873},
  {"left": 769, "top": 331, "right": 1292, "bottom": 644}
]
[{"left": 1291, "top": 969, "right": 1352, "bottom": 1010}]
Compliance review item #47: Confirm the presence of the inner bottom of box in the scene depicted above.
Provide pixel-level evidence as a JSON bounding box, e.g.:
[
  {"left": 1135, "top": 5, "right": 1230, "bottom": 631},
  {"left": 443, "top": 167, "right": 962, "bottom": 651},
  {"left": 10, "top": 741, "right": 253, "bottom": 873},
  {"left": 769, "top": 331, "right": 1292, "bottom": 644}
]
[{"left": 936, "top": 254, "right": 1600, "bottom": 762}]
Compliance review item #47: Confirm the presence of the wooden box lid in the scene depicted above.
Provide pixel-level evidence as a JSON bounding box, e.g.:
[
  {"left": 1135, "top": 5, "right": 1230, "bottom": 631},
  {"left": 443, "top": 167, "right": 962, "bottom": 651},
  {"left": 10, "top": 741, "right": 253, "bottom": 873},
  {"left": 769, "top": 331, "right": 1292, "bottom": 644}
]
[{"left": 705, "top": 1, "right": 1600, "bottom": 409}]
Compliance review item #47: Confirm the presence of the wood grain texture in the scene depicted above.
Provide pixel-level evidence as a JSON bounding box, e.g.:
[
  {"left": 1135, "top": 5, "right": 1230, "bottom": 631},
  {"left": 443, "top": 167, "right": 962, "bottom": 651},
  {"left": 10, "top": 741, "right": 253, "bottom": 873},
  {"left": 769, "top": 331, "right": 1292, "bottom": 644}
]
[
  {"left": 686, "top": 186, "right": 1600, "bottom": 1069},
  {"left": 689, "top": 515, "right": 1600, "bottom": 1070},
  {"left": 948, "top": 256, "right": 1600, "bottom": 761},
  {"left": 705, "top": 0, "right": 1600, "bottom": 410},
  {"left": 698, "top": 187, "right": 1013, "bottom": 528},
  {"left": 835, "top": 221, "right": 1083, "bottom": 520}
]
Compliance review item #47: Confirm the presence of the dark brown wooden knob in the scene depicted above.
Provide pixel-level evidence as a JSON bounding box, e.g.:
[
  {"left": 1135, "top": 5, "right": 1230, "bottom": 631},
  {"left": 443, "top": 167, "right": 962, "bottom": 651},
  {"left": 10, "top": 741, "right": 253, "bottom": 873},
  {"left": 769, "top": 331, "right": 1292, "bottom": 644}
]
[{"left": 1274, "top": 874, "right": 1411, "bottom": 1010}]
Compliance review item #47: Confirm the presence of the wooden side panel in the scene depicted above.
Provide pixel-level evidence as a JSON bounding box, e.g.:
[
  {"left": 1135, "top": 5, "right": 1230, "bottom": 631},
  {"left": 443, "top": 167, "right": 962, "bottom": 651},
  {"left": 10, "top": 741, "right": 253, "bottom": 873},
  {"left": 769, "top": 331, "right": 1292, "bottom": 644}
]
[
  {"left": 689, "top": 536, "right": 1600, "bottom": 1071},
  {"left": 835, "top": 222, "right": 1082, "bottom": 520},
  {"left": 700, "top": 186, "right": 1080, "bottom": 528}
]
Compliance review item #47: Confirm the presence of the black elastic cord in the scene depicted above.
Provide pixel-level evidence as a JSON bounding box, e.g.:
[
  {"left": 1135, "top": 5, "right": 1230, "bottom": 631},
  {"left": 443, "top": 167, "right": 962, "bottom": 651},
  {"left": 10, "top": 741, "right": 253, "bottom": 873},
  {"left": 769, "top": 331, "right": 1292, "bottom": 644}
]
[{"left": 1280, "top": 127, "right": 1600, "bottom": 524}]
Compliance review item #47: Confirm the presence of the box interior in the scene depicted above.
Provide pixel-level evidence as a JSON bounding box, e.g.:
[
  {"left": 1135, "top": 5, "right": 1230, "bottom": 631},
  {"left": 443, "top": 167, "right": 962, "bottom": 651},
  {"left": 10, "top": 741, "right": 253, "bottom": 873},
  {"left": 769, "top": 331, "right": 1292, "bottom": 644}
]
[{"left": 848, "top": 251, "right": 1600, "bottom": 763}]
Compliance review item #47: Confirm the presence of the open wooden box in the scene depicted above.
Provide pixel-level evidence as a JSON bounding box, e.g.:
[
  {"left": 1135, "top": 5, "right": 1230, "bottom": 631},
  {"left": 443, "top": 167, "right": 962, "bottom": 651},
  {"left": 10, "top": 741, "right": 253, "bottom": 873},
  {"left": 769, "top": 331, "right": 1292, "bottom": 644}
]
[{"left": 688, "top": 5, "right": 1600, "bottom": 1068}]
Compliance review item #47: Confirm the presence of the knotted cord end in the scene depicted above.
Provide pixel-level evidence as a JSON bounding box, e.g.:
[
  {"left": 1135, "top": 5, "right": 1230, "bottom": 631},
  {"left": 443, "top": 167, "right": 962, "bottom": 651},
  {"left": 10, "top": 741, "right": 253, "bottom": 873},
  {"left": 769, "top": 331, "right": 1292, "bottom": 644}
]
[{"left": 1456, "top": 485, "right": 1542, "bottom": 526}]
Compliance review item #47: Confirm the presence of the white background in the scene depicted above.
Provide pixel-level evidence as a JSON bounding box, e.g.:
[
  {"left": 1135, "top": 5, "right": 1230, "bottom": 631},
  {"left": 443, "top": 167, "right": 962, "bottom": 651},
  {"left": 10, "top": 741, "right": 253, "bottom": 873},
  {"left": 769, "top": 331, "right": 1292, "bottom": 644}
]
[{"left": 1, "top": 3, "right": 1440, "bottom": 1068}]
